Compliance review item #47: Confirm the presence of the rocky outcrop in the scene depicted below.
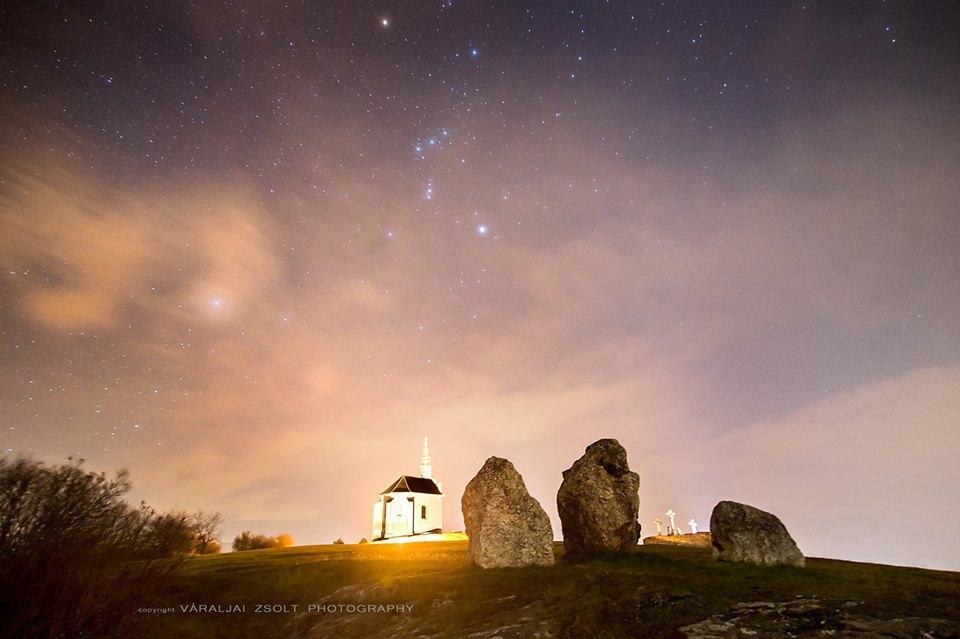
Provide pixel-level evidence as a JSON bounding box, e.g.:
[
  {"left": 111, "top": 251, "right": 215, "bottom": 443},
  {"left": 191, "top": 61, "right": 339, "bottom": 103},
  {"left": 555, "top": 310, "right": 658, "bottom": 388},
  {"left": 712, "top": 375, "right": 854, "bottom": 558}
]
[
  {"left": 557, "top": 439, "right": 640, "bottom": 556},
  {"left": 710, "top": 501, "right": 804, "bottom": 567},
  {"left": 679, "top": 598, "right": 958, "bottom": 638},
  {"left": 461, "top": 457, "right": 554, "bottom": 568}
]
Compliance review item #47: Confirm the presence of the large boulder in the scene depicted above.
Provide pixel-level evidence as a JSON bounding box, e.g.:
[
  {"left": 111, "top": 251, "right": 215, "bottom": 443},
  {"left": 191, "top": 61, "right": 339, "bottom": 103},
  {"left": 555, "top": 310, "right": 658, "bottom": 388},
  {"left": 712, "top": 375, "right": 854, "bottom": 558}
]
[
  {"left": 710, "top": 501, "right": 805, "bottom": 567},
  {"left": 461, "top": 457, "right": 554, "bottom": 568},
  {"left": 557, "top": 439, "right": 640, "bottom": 556}
]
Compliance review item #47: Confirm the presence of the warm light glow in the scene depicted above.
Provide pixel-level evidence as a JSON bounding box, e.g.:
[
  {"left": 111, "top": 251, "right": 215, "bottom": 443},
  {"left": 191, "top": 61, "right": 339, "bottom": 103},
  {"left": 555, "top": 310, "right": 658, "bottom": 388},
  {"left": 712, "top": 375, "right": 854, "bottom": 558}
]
[{"left": 369, "top": 532, "right": 467, "bottom": 545}]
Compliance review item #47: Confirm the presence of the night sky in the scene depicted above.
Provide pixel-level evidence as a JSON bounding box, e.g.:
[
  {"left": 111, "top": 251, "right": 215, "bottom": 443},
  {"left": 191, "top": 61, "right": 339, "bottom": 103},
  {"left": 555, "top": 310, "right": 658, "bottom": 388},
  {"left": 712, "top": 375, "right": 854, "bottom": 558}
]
[{"left": 2, "top": 2, "right": 959, "bottom": 569}]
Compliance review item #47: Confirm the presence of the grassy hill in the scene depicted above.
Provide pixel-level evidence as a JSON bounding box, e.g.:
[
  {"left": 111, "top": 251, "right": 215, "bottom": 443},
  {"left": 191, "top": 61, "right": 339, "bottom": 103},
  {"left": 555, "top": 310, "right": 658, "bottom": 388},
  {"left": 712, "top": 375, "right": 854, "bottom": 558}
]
[{"left": 134, "top": 541, "right": 960, "bottom": 638}]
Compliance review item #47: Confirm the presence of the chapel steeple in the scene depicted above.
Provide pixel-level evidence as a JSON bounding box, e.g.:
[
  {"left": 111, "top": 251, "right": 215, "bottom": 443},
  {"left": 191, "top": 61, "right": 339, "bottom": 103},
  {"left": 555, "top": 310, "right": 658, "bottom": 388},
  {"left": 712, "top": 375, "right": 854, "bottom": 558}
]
[{"left": 420, "top": 436, "right": 432, "bottom": 479}]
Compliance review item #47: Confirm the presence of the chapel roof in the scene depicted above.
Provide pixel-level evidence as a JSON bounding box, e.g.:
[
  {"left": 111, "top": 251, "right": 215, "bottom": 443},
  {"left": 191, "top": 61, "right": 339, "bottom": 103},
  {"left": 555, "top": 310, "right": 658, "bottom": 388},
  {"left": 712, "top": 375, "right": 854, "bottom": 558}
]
[{"left": 381, "top": 475, "right": 442, "bottom": 495}]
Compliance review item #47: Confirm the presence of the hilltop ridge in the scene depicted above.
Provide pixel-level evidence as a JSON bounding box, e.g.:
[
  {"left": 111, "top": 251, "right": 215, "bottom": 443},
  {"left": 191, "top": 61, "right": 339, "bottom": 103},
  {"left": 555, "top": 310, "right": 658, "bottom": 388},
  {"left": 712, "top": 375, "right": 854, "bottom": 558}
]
[{"left": 140, "top": 540, "right": 960, "bottom": 638}]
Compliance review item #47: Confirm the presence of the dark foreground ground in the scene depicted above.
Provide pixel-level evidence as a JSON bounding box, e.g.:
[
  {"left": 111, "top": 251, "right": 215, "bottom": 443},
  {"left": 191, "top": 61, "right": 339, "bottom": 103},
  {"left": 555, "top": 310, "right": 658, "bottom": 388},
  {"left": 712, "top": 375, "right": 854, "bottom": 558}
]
[{"left": 132, "top": 541, "right": 960, "bottom": 638}]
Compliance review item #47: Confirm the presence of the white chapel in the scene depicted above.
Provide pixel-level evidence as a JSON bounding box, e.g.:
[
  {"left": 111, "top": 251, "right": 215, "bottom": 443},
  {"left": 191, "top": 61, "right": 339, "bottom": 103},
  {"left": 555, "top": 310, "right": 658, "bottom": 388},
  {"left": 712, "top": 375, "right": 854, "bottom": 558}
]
[{"left": 371, "top": 437, "right": 444, "bottom": 541}]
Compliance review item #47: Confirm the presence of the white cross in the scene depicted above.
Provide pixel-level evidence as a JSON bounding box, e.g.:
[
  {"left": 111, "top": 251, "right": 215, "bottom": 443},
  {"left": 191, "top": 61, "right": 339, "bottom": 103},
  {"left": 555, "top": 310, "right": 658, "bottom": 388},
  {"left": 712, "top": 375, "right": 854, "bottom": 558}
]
[
  {"left": 688, "top": 518, "right": 698, "bottom": 534},
  {"left": 666, "top": 509, "right": 676, "bottom": 532}
]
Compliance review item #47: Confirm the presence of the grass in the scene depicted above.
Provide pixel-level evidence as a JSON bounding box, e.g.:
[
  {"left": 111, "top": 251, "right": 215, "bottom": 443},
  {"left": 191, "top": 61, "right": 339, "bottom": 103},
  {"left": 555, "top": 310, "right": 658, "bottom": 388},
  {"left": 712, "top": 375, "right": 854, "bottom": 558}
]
[{"left": 130, "top": 541, "right": 960, "bottom": 638}]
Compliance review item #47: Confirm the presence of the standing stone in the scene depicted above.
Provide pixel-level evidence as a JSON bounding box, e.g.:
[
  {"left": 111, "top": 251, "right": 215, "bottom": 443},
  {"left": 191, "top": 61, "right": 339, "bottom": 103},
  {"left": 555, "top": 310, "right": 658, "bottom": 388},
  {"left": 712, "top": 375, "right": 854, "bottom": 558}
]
[
  {"left": 461, "top": 457, "right": 554, "bottom": 568},
  {"left": 557, "top": 439, "right": 640, "bottom": 556},
  {"left": 710, "top": 501, "right": 805, "bottom": 567}
]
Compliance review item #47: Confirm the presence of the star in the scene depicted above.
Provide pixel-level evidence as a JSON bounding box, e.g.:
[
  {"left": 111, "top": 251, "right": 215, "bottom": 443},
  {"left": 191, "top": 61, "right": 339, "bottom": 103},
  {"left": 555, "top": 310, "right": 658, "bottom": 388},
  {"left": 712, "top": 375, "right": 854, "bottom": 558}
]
[{"left": 3, "top": 0, "right": 956, "bottom": 576}]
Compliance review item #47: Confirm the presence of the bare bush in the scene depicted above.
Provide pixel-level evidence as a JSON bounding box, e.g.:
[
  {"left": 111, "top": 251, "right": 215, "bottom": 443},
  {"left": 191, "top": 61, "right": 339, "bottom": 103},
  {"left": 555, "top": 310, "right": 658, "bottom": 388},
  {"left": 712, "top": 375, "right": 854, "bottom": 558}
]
[
  {"left": 198, "top": 539, "right": 222, "bottom": 554},
  {"left": 0, "top": 457, "right": 197, "bottom": 637},
  {"left": 190, "top": 511, "right": 223, "bottom": 554},
  {"left": 232, "top": 531, "right": 295, "bottom": 551}
]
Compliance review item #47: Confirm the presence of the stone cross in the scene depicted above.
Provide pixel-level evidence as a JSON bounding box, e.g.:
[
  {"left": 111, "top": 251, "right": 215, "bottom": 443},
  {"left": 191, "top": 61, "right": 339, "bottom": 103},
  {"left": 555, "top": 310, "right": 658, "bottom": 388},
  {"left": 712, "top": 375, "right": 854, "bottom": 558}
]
[
  {"left": 666, "top": 509, "right": 676, "bottom": 534},
  {"left": 654, "top": 518, "right": 662, "bottom": 535},
  {"left": 688, "top": 518, "right": 698, "bottom": 534}
]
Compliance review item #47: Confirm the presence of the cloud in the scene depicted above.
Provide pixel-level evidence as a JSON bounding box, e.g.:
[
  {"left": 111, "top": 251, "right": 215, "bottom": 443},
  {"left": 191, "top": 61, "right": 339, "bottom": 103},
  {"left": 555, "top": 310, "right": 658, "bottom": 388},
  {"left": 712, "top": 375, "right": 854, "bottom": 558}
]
[
  {"left": 0, "top": 153, "right": 279, "bottom": 332},
  {"left": 3, "top": 82, "right": 959, "bottom": 570},
  {"left": 0, "top": 162, "right": 152, "bottom": 329},
  {"left": 681, "top": 366, "right": 960, "bottom": 570}
]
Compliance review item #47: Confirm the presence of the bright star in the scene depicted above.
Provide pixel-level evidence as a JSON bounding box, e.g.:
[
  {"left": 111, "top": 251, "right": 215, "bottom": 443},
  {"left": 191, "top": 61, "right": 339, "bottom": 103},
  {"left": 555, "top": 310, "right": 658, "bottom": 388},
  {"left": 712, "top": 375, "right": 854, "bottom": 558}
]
[
  {"left": 477, "top": 225, "right": 488, "bottom": 235},
  {"left": 380, "top": 16, "right": 390, "bottom": 28}
]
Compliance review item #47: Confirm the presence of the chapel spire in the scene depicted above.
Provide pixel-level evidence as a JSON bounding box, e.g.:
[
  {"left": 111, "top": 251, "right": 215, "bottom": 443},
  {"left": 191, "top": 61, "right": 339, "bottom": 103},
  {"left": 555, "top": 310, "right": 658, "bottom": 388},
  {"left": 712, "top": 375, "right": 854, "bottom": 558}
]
[{"left": 420, "top": 436, "right": 432, "bottom": 479}]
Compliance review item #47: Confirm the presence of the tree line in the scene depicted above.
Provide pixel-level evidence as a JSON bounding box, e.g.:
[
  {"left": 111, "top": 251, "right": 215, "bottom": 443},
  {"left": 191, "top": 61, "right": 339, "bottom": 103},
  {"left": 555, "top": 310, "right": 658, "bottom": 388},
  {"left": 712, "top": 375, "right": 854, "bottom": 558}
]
[
  {"left": 0, "top": 455, "right": 298, "bottom": 637},
  {"left": 231, "top": 530, "right": 294, "bottom": 551},
  {"left": 0, "top": 455, "right": 310, "bottom": 636}
]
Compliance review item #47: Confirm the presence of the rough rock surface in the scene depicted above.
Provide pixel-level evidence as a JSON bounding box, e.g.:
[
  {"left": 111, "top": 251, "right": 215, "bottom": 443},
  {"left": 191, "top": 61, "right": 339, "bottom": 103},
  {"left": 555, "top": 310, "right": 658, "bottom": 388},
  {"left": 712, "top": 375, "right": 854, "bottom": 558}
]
[
  {"left": 679, "top": 598, "right": 960, "bottom": 638},
  {"left": 305, "top": 590, "right": 559, "bottom": 639},
  {"left": 461, "top": 456, "right": 554, "bottom": 568},
  {"left": 557, "top": 438, "right": 640, "bottom": 556},
  {"left": 710, "top": 500, "right": 805, "bottom": 567}
]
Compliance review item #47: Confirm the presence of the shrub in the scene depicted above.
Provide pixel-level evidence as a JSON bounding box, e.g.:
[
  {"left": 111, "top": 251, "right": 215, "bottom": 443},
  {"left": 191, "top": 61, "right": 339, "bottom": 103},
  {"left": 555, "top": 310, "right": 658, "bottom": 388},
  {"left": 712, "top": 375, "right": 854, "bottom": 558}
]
[
  {"left": 189, "top": 511, "right": 223, "bottom": 554},
  {"left": 198, "top": 539, "right": 222, "bottom": 554},
  {"left": 232, "top": 531, "right": 293, "bottom": 551},
  {"left": 0, "top": 457, "right": 194, "bottom": 638},
  {"left": 233, "top": 531, "right": 270, "bottom": 551}
]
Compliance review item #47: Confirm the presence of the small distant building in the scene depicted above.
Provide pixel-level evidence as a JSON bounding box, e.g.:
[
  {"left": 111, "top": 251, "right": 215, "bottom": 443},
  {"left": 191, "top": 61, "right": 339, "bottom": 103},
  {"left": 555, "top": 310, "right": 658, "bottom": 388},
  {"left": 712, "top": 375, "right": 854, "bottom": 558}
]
[{"left": 371, "top": 438, "right": 443, "bottom": 540}]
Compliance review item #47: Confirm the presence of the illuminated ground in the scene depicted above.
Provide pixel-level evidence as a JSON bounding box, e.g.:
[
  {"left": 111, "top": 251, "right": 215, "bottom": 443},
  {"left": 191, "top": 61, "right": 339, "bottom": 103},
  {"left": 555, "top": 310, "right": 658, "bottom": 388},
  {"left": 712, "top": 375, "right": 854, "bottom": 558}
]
[
  {"left": 139, "top": 541, "right": 960, "bottom": 638},
  {"left": 641, "top": 532, "right": 712, "bottom": 547},
  {"left": 369, "top": 531, "right": 469, "bottom": 544}
]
